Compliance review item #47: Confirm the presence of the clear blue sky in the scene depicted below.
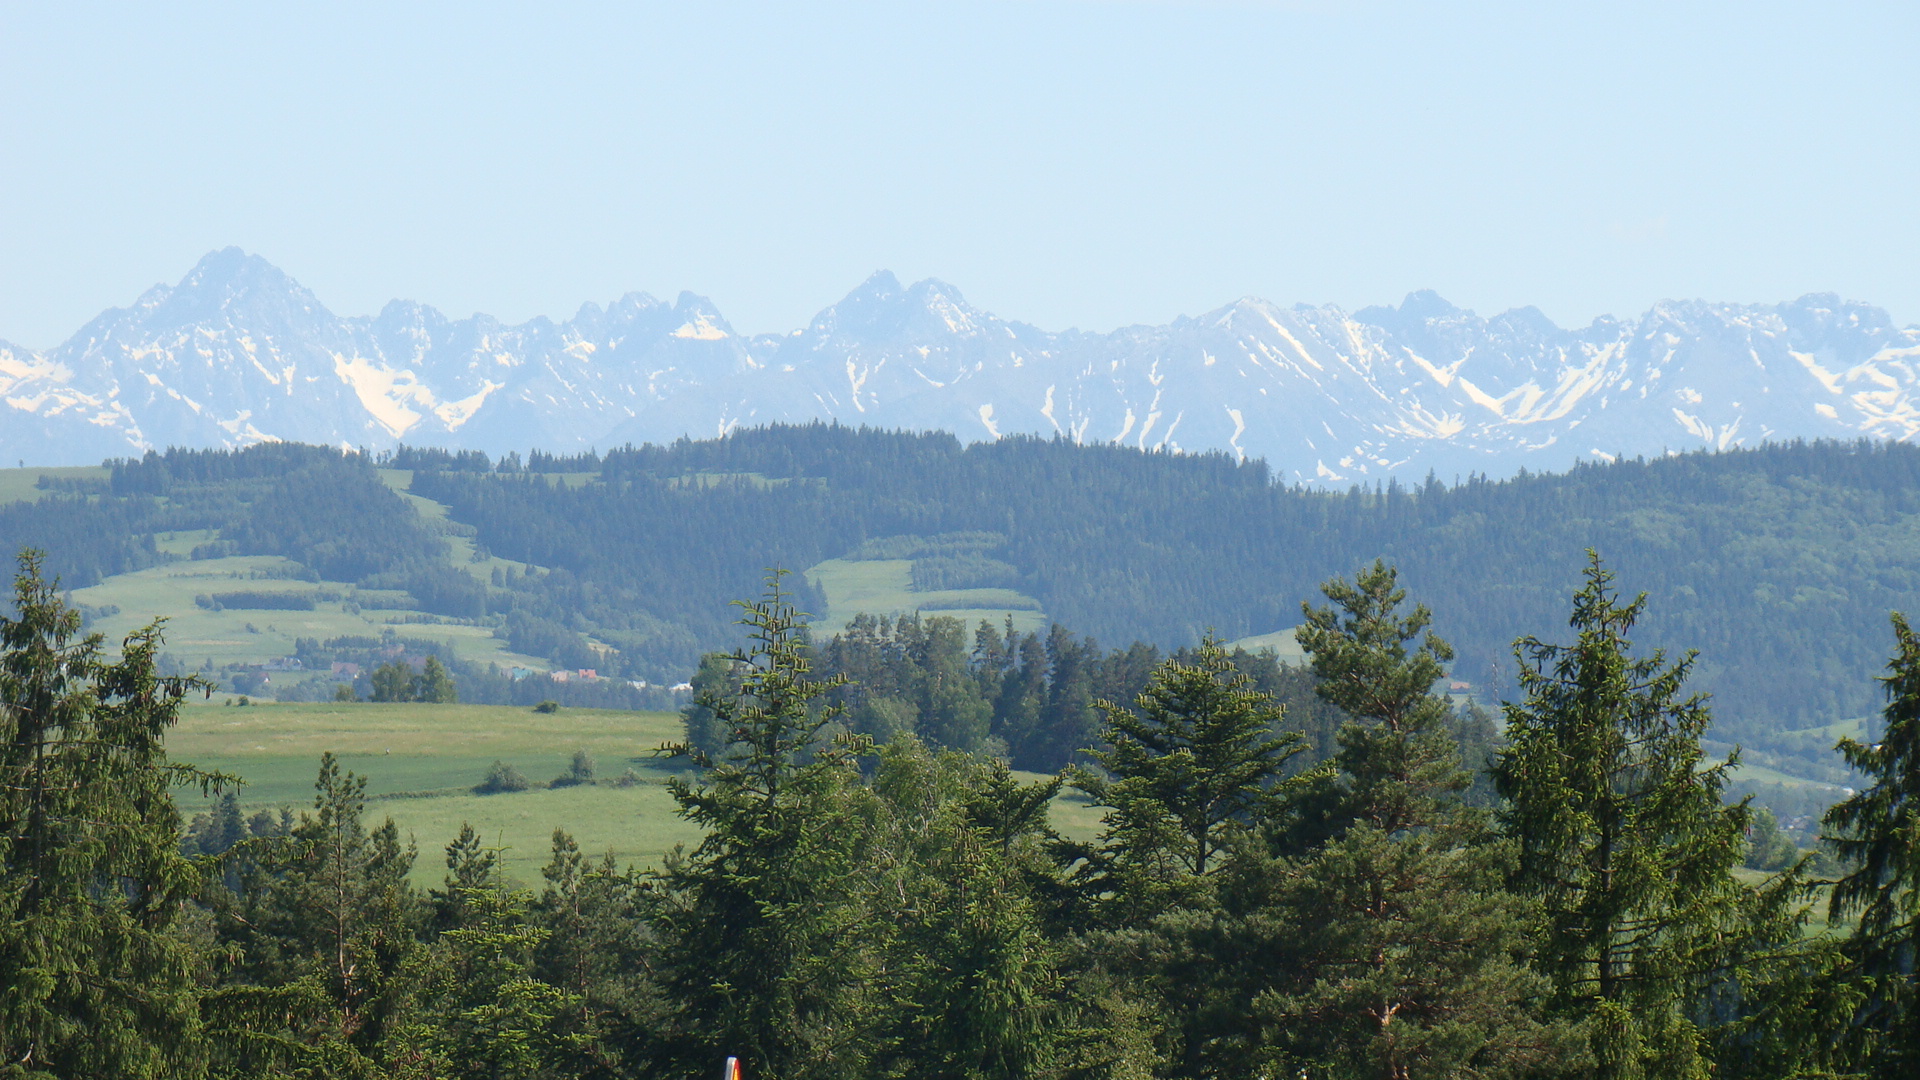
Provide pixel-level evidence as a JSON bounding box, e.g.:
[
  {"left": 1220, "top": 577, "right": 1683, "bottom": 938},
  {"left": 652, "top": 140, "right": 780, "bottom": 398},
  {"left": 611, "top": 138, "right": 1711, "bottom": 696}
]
[{"left": 3, "top": 1, "right": 1916, "bottom": 348}]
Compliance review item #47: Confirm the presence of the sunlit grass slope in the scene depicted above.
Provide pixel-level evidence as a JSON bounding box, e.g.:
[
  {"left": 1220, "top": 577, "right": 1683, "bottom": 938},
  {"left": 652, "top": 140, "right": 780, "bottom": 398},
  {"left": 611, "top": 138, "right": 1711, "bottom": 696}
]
[
  {"left": 807, "top": 557, "right": 1047, "bottom": 636},
  {"left": 168, "top": 700, "right": 1098, "bottom": 885},
  {"left": 170, "top": 701, "right": 698, "bottom": 883}
]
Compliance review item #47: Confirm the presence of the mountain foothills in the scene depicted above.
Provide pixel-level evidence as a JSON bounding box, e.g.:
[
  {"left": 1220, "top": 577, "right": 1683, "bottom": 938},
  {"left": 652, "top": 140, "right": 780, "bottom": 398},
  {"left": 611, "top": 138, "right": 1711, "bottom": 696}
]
[
  {"left": 4, "top": 248, "right": 1919, "bottom": 481},
  {"left": 12, "top": 426, "right": 1920, "bottom": 801}
]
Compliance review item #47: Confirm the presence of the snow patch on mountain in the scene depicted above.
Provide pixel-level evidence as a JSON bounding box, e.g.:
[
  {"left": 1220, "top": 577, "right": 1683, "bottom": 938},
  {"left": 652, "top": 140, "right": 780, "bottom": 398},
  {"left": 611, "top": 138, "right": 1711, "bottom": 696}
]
[{"left": 5, "top": 250, "right": 1920, "bottom": 482}]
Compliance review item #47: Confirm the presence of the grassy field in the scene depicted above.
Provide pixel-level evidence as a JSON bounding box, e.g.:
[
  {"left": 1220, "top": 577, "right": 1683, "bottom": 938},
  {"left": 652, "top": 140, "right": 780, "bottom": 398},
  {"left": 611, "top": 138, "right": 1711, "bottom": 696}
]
[
  {"left": 0, "top": 464, "right": 111, "bottom": 503},
  {"left": 170, "top": 701, "right": 700, "bottom": 883},
  {"left": 69, "top": 555, "right": 550, "bottom": 673},
  {"left": 168, "top": 700, "right": 1100, "bottom": 885},
  {"left": 1227, "top": 627, "right": 1306, "bottom": 664},
  {"left": 807, "top": 557, "right": 1048, "bottom": 636}
]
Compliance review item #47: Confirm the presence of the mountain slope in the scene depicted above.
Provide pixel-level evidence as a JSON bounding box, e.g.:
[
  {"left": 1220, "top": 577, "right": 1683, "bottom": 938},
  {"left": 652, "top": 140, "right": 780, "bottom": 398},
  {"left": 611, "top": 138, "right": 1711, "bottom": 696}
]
[{"left": 5, "top": 250, "right": 1917, "bottom": 480}]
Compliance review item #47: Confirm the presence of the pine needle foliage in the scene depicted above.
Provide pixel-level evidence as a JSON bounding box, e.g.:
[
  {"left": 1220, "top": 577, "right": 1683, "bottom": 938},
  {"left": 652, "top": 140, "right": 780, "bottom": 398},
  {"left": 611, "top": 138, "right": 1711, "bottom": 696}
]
[
  {"left": 1495, "top": 553, "right": 1752, "bottom": 1079},
  {"left": 1074, "top": 633, "right": 1309, "bottom": 920},
  {"left": 651, "top": 570, "right": 877, "bottom": 1080},
  {"left": 1824, "top": 611, "right": 1920, "bottom": 1078},
  {"left": 0, "top": 550, "right": 221, "bottom": 1078}
]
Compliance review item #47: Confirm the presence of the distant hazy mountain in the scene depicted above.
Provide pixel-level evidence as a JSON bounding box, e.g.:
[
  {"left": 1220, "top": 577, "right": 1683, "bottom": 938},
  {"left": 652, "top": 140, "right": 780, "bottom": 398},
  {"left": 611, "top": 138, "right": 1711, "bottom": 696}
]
[{"left": 3, "top": 248, "right": 1916, "bottom": 482}]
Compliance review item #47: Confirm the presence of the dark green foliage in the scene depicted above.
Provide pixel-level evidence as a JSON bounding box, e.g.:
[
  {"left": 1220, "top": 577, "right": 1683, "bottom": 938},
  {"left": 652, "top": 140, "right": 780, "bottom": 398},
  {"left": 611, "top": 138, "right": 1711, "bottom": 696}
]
[
  {"left": 1496, "top": 555, "right": 1754, "bottom": 1078},
  {"left": 533, "top": 699, "right": 559, "bottom": 714},
  {"left": 533, "top": 830, "right": 662, "bottom": 1077},
  {"left": 0, "top": 551, "right": 217, "bottom": 1078},
  {"left": 368, "top": 655, "right": 458, "bottom": 704},
  {"left": 867, "top": 740, "right": 1066, "bottom": 1080},
  {"left": 475, "top": 761, "right": 533, "bottom": 794},
  {"left": 1257, "top": 562, "right": 1580, "bottom": 1079},
  {"left": 17, "top": 428, "right": 1920, "bottom": 752},
  {"left": 1075, "top": 634, "right": 1308, "bottom": 913},
  {"left": 550, "top": 750, "right": 595, "bottom": 788},
  {"left": 207, "top": 591, "right": 318, "bottom": 611},
  {"left": 649, "top": 572, "right": 875, "bottom": 1080},
  {"left": 205, "top": 752, "right": 423, "bottom": 1075},
  {"left": 1824, "top": 612, "right": 1920, "bottom": 1078},
  {"left": 412, "top": 831, "right": 581, "bottom": 1080}
]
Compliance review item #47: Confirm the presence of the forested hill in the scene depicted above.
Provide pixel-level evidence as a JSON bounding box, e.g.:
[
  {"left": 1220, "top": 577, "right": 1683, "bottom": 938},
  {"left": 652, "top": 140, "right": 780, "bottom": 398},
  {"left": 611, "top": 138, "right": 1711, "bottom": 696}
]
[{"left": 11, "top": 427, "right": 1920, "bottom": 764}]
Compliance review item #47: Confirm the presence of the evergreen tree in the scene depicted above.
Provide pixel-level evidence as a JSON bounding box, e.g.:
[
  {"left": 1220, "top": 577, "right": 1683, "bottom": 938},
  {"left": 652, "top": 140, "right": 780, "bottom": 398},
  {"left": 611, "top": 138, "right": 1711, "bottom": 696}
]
[
  {"left": 410, "top": 836, "right": 579, "bottom": 1080},
  {"left": 0, "top": 550, "right": 219, "bottom": 1078},
  {"left": 1495, "top": 554, "right": 1752, "bottom": 1079},
  {"left": 1074, "top": 633, "right": 1309, "bottom": 921},
  {"left": 415, "top": 656, "right": 458, "bottom": 704},
  {"left": 868, "top": 739, "right": 1065, "bottom": 1080},
  {"left": 209, "top": 753, "right": 424, "bottom": 1074},
  {"left": 649, "top": 572, "right": 878, "bottom": 1080},
  {"left": 1256, "top": 561, "right": 1579, "bottom": 1079},
  {"left": 1824, "top": 611, "right": 1920, "bottom": 1078},
  {"left": 534, "top": 830, "right": 662, "bottom": 1078},
  {"left": 1067, "top": 635, "right": 1312, "bottom": 1079}
]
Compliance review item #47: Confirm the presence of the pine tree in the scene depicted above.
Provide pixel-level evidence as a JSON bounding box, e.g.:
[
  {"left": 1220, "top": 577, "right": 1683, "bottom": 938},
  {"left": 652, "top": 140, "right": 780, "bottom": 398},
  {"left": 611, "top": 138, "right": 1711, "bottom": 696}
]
[
  {"left": 1824, "top": 611, "right": 1920, "bottom": 1078},
  {"left": 0, "top": 550, "right": 220, "bottom": 1078},
  {"left": 649, "top": 571, "right": 878, "bottom": 1080},
  {"left": 1495, "top": 554, "right": 1752, "bottom": 1079}
]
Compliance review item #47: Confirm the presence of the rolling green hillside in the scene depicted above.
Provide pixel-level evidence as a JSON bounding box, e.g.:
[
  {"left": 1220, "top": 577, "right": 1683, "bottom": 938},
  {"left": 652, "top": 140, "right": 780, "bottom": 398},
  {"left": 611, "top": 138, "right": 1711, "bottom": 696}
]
[{"left": 8, "top": 430, "right": 1920, "bottom": 791}]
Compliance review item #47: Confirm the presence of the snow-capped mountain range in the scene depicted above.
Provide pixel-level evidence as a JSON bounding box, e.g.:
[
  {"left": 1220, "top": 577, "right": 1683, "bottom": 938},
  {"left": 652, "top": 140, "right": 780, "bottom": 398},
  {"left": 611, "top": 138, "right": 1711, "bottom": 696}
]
[{"left": 4, "top": 248, "right": 1918, "bottom": 483}]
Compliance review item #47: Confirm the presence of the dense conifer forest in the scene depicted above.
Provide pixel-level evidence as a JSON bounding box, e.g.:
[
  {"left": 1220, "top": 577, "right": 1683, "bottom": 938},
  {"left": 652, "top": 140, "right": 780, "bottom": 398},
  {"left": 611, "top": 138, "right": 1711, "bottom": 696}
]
[
  {"left": 5, "top": 548, "right": 1920, "bottom": 1079},
  {"left": 14, "top": 426, "right": 1920, "bottom": 785}
]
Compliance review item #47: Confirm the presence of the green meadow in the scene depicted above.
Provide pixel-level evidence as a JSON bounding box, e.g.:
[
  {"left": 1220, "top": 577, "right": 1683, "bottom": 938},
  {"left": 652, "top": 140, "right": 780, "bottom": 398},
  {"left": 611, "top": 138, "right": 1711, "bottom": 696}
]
[
  {"left": 806, "top": 557, "right": 1048, "bottom": 636},
  {"left": 70, "top": 555, "right": 550, "bottom": 672},
  {"left": 167, "top": 700, "right": 1100, "bottom": 885}
]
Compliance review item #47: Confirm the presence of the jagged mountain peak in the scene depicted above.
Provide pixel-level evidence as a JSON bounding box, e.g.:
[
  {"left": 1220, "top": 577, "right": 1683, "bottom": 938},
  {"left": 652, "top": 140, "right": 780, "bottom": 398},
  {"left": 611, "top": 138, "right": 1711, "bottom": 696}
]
[{"left": 5, "top": 252, "right": 1920, "bottom": 482}]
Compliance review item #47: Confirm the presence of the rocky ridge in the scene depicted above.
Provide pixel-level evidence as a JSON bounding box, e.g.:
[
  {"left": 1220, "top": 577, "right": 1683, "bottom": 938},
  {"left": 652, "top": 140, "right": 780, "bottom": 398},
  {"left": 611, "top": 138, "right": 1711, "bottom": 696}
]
[{"left": 3, "top": 248, "right": 1916, "bottom": 482}]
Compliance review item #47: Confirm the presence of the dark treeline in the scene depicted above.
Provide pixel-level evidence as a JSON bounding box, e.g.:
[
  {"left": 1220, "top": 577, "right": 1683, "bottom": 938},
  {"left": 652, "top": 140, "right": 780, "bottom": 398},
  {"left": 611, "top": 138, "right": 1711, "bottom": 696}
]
[
  {"left": 7, "top": 551, "right": 1920, "bottom": 1080},
  {"left": 14, "top": 429, "right": 1920, "bottom": 768},
  {"left": 407, "top": 426, "right": 1920, "bottom": 758}
]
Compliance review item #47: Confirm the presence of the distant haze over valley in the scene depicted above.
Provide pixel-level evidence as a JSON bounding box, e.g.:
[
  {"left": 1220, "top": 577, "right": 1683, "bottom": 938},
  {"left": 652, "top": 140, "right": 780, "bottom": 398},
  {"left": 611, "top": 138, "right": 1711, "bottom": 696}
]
[{"left": 3, "top": 248, "right": 1917, "bottom": 483}]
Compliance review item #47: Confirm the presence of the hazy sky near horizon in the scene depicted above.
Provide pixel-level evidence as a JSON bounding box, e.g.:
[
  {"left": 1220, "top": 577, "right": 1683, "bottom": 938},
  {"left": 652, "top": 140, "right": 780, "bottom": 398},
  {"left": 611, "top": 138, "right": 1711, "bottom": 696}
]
[{"left": 3, "top": 1, "right": 1917, "bottom": 348}]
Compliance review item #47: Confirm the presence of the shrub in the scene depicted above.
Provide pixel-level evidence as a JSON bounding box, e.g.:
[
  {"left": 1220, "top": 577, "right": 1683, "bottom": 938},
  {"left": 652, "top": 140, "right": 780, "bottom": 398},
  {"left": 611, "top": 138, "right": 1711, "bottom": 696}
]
[
  {"left": 473, "top": 760, "right": 532, "bottom": 794},
  {"left": 550, "top": 749, "right": 595, "bottom": 788},
  {"left": 533, "top": 700, "right": 560, "bottom": 714}
]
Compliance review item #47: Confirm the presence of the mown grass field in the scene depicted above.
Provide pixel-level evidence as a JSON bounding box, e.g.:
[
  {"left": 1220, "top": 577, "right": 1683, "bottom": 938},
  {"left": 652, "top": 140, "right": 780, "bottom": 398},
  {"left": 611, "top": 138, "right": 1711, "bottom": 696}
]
[
  {"left": 807, "top": 557, "right": 1048, "bottom": 636},
  {"left": 170, "top": 701, "right": 701, "bottom": 883},
  {"left": 168, "top": 700, "right": 1101, "bottom": 885},
  {"left": 0, "top": 464, "right": 111, "bottom": 503},
  {"left": 70, "top": 555, "right": 550, "bottom": 672}
]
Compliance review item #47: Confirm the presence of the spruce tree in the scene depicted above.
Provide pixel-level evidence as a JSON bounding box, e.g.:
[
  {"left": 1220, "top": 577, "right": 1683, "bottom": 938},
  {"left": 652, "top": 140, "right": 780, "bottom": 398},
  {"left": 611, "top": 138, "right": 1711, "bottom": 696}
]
[
  {"left": 534, "top": 830, "right": 662, "bottom": 1077},
  {"left": 1824, "top": 611, "right": 1920, "bottom": 1078},
  {"left": 0, "top": 550, "right": 219, "bottom": 1078},
  {"left": 1074, "top": 633, "right": 1308, "bottom": 921},
  {"left": 1495, "top": 554, "right": 1751, "bottom": 1079},
  {"left": 411, "top": 834, "right": 579, "bottom": 1080},
  {"left": 209, "top": 753, "right": 424, "bottom": 1073},
  {"left": 1067, "top": 635, "right": 1311, "bottom": 1079},
  {"left": 1256, "top": 561, "right": 1578, "bottom": 1079},
  {"left": 649, "top": 571, "right": 877, "bottom": 1080},
  {"left": 869, "top": 740, "right": 1064, "bottom": 1080}
]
